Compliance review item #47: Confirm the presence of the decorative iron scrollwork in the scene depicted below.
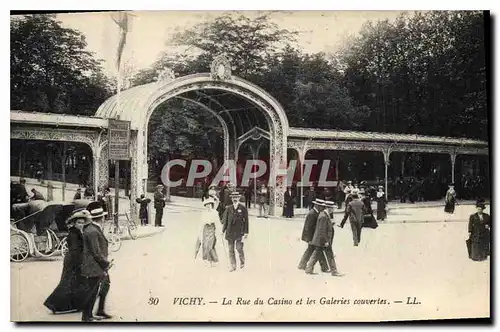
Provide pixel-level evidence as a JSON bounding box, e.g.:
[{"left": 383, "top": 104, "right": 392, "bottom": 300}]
[{"left": 210, "top": 55, "right": 232, "bottom": 81}]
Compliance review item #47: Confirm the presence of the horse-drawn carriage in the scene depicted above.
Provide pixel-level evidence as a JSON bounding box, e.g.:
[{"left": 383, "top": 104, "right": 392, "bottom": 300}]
[
  {"left": 10, "top": 199, "right": 122, "bottom": 262},
  {"left": 10, "top": 201, "right": 74, "bottom": 262}
]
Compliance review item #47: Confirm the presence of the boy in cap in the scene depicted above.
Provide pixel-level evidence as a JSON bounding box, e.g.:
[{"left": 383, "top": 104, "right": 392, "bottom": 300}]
[{"left": 221, "top": 191, "right": 249, "bottom": 272}]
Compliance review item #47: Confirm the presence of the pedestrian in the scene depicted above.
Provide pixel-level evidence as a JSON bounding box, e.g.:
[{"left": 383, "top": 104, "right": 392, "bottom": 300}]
[
  {"left": 335, "top": 182, "right": 344, "bottom": 210},
  {"left": 195, "top": 197, "right": 219, "bottom": 267},
  {"left": 376, "top": 186, "right": 387, "bottom": 221},
  {"left": 361, "top": 192, "right": 378, "bottom": 229},
  {"left": 297, "top": 199, "right": 329, "bottom": 273},
  {"left": 340, "top": 193, "right": 364, "bottom": 246},
  {"left": 81, "top": 207, "right": 112, "bottom": 322},
  {"left": 306, "top": 185, "right": 317, "bottom": 210},
  {"left": 444, "top": 183, "right": 457, "bottom": 214},
  {"left": 154, "top": 184, "right": 166, "bottom": 227},
  {"left": 283, "top": 187, "right": 294, "bottom": 218},
  {"left": 221, "top": 192, "right": 249, "bottom": 272},
  {"left": 203, "top": 185, "right": 220, "bottom": 210},
  {"left": 84, "top": 186, "right": 94, "bottom": 200},
  {"left": 305, "top": 201, "right": 342, "bottom": 276},
  {"left": 257, "top": 184, "right": 269, "bottom": 218},
  {"left": 44, "top": 210, "right": 88, "bottom": 314},
  {"left": 73, "top": 188, "right": 82, "bottom": 200},
  {"left": 244, "top": 186, "right": 252, "bottom": 209},
  {"left": 467, "top": 199, "right": 490, "bottom": 261},
  {"left": 136, "top": 194, "right": 152, "bottom": 226},
  {"left": 218, "top": 183, "right": 234, "bottom": 220}
]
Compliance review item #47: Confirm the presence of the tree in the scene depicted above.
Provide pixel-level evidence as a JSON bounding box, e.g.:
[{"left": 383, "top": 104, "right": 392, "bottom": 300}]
[
  {"left": 10, "top": 14, "right": 112, "bottom": 115},
  {"left": 338, "top": 11, "right": 488, "bottom": 139}
]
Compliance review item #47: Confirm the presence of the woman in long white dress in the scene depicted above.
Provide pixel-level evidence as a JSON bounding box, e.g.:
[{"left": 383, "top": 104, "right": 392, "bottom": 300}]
[{"left": 195, "top": 197, "right": 219, "bottom": 266}]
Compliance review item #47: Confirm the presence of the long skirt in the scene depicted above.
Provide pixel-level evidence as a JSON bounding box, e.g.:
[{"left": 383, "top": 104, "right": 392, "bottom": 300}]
[
  {"left": 200, "top": 223, "right": 218, "bottom": 263},
  {"left": 362, "top": 214, "right": 378, "bottom": 229},
  {"left": 44, "top": 266, "right": 88, "bottom": 313},
  {"left": 444, "top": 201, "right": 455, "bottom": 213},
  {"left": 469, "top": 230, "right": 490, "bottom": 261},
  {"left": 376, "top": 201, "right": 387, "bottom": 220}
]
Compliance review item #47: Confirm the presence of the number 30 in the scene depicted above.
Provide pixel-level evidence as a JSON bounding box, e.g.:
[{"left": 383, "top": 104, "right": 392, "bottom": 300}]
[{"left": 148, "top": 297, "right": 159, "bottom": 305}]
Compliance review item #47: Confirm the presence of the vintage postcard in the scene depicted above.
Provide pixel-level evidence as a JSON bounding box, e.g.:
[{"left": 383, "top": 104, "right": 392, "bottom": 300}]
[{"left": 10, "top": 10, "right": 490, "bottom": 322}]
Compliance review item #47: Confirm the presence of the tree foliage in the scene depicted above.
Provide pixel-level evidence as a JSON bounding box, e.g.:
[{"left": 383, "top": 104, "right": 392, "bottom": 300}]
[
  {"left": 10, "top": 14, "right": 112, "bottom": 115},
  {"left": 339, "top": 11, "right": 487, "bottom": 139}
]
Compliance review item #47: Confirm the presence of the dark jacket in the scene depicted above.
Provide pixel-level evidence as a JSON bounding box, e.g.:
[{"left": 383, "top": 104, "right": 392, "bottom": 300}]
[
  {"left": 347, "top": 199, "right": 364, "bottom": 223},
  {"left": 301, "top": 207, "right": 320, "bottom": 242},
  {"left": 154, "top": 191, "right": 165, "bottom": 209},
  {"left": 469, "top": 213, "right": 491, "bottom": 235},
  {"left": 311, "top": 211, "right": 334, "bottom": 247},
  {"left": 136, "top": 197, "right": 151, "bottom": 219},
  {"left": 222, "top": 203, "right": 249, "bottom": 241},
  {"left": 82, "top": 223, "right": 110, "bottom": 278}
]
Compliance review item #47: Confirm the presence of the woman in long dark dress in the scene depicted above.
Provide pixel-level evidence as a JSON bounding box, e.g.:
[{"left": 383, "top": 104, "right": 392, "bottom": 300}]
[
  {"left": 444, "top": 184, "right": 456, "bottom": 213},
  {"left": 468, "top": 200, "right": 490, "bottom": 261},
  {"left": 361, "top": 192, "right": 378, "bottom": 229},
  {"left": 44, "top": 213, "right": 87, "bottom": 313},
  {"left": 376, "top": 186, "right": 387, "bottom": 221},
  {"left": 283, "top": 187, "right": 294, "bottom": 218}
]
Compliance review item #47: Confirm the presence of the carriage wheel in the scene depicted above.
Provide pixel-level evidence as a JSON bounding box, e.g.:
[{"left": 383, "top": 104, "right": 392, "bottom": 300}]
[
  {"left": 36, "top": 229, "right": 59, "bottom": 257},
  {"left": 60, "top": 238, "right": 68, "bottom": 258},
  {"left": 109, "top": 234, "right": 122, "bottom": 252},
  {"left": 11, "top": 234, "right": 29, "bottom": 262}
]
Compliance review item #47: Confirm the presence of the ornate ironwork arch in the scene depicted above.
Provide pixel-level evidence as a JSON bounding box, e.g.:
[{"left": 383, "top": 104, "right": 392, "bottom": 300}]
[{"left": 96, "top": 58, "right": 289, "bottom": 215}]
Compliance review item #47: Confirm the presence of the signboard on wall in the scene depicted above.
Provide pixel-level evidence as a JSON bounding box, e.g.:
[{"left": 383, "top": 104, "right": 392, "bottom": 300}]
[{"left": 108, "top": 119, "right": 131, "bottom": 160}]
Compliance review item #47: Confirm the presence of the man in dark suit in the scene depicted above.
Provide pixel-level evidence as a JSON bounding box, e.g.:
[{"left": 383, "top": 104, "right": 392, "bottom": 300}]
[
  {"left": 81, "top": 208, "right": 112, "bottom": 322},
  {"left": 305, "top": 201, "right": 341, "bottom": 276},
  {"left": 222, "top": 191, "right": 249, "bottom": 272},
  {"left": 340, "top": 193, "right": 364, "bottom": 246},
  {"left": 154, "top": 185, "right": 166, "bottom": 227},
  {"left": 297, "top": 199, "right": 329, "bottom": 272}
]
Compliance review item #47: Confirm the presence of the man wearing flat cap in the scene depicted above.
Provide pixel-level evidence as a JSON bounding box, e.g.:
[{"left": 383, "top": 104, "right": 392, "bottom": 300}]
[
  {"left": 81, "top": 207, "right": 112, "bottom": 321},
  {"left": 154, "top": 184, "right": 166, "bottom": 227},
  {"left": 222, "top": 191, "right": 249, "bottom": 272}
]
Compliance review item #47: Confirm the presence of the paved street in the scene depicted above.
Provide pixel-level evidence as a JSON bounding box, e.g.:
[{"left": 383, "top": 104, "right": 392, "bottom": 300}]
[{"left": 11, "top": 204, "right": 489, "bottom": 322}]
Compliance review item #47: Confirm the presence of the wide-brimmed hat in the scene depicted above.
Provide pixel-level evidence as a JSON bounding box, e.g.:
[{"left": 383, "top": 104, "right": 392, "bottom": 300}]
[
  {"left": 203, "top": 197, "right": 215, "bottom": 206},
  {"left": 89, "top": 207, "right": 108, "bottom": 219},
  {"left": 66, "top": 210, "right": 91, "bottom": 225},
  {"left": 324, "top": 200, "right": 335, "bottom": 208},
  {"left": 378, "top": 185, "right": 384, "bottom": 189},
  {"left": 448, "top": 183, "right": 455, "bottom": 187},
  {"left": 312, "top": 199, "right": 326, "bottom": 206},
  {"left": 156, "top": 184, "right": 164, "bottom": 189}
]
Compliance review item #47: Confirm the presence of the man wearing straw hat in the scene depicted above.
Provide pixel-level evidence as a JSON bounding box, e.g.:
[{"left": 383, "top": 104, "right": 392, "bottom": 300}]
[
  {"left": 298, "top": 198, "right": 329, "bottom": 272},
  {"left": 81, "top": 207, "right": 113, "bottom": 321},
  {"left": 305, "top": 200, "right": 342, "bottom": 276},
  {"left": 222, "top": 191, "right": 249, "bottom": 272}
]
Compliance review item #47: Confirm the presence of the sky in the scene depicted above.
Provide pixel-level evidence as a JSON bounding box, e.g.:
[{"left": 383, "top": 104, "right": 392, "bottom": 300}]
[{"left": 57, "top": 10, "right": 406, "bottom": 77}]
